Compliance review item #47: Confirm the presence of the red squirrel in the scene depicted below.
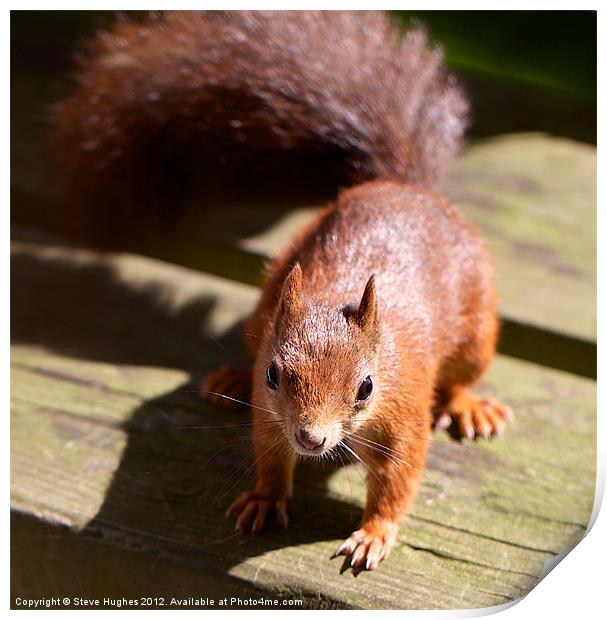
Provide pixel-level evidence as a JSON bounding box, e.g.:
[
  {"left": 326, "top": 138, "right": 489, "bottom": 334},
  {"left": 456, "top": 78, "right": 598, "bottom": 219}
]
[{"left": 52, "top": 11, "right": 512, "bottom": 571}]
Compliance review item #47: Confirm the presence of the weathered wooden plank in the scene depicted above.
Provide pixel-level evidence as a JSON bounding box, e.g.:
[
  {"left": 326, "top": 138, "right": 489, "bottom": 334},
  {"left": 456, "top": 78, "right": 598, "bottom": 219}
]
[
  {"left": 11, "top": 133, "right": 596, "bottom": 354},
  {"left": 9, "top": 353, "right": 565, "bottom": 609},
  {"left": 12, "top": 512, "right": 306, "bottom": 610},
  {"left": 445, "top": 134, "right": 596, "bottom": 341},
  {"left": 10, "top": 238, "right": 595, "bottom": 609}
]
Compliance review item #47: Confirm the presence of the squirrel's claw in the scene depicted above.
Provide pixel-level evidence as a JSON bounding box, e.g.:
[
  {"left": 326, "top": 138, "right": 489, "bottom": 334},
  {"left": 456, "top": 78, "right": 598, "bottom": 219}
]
[{"left": 334, "top": 521, "right": 397, "bottom": 571}]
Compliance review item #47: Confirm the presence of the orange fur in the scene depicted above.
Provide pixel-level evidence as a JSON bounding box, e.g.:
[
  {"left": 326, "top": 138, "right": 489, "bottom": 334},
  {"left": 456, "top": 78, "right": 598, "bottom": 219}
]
[{"left": 207, "top": 181, "right": 511, "bottom": 570}]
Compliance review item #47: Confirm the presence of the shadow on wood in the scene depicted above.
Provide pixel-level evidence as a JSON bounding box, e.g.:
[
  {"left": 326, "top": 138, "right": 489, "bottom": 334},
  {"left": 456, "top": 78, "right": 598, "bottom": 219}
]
[
  {"left": 10, "top": 233, "right": 596, "bottom": 609},
  {"left": 10, "top": 240, "right": 367, "bottom": 606}
]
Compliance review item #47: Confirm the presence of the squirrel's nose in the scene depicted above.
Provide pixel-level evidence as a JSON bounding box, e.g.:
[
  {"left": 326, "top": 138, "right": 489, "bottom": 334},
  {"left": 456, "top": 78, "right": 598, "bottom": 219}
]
[{"left": 296, "top": 429, "right": 326, "bottom": 451}]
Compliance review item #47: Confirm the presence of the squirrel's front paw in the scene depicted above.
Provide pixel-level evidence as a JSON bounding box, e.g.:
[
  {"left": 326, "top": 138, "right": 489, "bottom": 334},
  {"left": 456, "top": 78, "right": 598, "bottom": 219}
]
[
  {"left": 334, "top": 519, "right": 397, "bottom": 571},
  {"left": 227, "top": 490, "right": 289, "bottom": 534}
]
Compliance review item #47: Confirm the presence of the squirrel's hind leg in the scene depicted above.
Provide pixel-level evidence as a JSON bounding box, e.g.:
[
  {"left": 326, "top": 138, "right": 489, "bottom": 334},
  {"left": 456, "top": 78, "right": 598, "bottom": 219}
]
[
  {"left": 433, "top": 312, "right": 512, "bottom": 439},
  {"left": 200, "top": 366, "right": 252, "bottom": 411},
  {"left": 434, "top": 386, "right": 513, "bottom": 440}
]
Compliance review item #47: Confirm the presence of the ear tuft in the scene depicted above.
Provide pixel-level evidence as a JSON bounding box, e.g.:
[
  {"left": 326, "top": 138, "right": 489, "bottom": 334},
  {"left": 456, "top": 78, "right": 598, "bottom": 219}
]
[
  {"left": 356, "top": 275, "right": 377, "bottom": 331},
  {"left": 278, "top": 262, "right": 304, "bottom": 318}
]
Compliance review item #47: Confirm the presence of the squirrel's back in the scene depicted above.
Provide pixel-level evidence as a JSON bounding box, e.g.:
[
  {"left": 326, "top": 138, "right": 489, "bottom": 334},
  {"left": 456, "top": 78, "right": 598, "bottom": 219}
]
[
  {"left": 252, "top": 180, "right": 495, "bottom": 362},
  {"left": 52, "top": 11, "right": 468, "bottom": 239}
]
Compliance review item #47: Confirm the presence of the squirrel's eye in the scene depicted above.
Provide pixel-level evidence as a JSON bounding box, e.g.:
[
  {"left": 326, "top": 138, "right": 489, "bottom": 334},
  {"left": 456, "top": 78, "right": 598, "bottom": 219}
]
[
  {"left": 356, "top": 375, "right": 373, "bottom": 401},
  {"left": 266, "top": 362, "right": 279, "bottom": 390}
]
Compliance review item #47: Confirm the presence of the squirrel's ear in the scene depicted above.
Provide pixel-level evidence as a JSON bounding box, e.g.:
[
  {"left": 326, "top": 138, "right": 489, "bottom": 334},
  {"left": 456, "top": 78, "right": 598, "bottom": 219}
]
[
  {"left": 356, "top": 275, "right": 377, "bottom": 331},
  {"left": 278, "top": 263, "right": 304, "bottom": 319}
]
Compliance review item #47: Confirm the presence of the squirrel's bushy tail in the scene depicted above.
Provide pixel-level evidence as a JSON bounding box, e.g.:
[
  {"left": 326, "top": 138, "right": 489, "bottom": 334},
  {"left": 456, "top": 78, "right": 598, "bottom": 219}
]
[{"left": 52, "top": 11, "right": 468, "bottom": 237}]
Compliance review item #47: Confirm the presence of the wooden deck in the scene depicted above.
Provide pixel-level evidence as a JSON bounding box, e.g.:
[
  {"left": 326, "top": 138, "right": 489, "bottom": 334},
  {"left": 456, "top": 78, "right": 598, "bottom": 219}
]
[{"left": 10, "top": 133, "right": 596, "bottom": 609}]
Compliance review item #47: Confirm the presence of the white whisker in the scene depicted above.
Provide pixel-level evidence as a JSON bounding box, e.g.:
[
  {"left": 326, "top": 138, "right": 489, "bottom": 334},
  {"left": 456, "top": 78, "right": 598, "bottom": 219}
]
[{"left": 202, "top": 390, "right": 282, "bottom": 418}]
